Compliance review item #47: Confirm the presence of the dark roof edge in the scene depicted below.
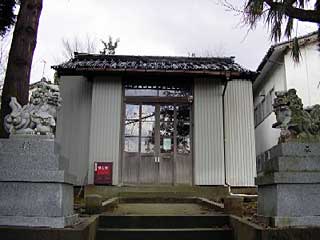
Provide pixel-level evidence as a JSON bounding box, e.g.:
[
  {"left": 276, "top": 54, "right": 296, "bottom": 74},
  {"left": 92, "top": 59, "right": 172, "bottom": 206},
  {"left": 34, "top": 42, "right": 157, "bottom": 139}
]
[{"left": 54, "top": 68, "right": 257, "bottom": 81}]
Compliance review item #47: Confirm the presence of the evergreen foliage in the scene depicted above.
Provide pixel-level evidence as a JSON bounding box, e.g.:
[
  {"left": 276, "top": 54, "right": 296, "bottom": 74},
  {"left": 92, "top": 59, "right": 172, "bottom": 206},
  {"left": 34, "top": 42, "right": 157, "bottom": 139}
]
[
  {"left": 0, "top": 0, "right": 17, "bottom": 37},
  {"left": 100, "top": 36, "right": 120, "bottom": 55}
]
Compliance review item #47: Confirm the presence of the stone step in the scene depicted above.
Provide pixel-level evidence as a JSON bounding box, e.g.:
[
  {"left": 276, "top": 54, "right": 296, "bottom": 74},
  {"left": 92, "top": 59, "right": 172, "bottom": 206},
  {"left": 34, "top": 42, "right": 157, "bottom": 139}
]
[
  {"left": 96, "top": 227, "right": 233, "bottom": 240},
  {"left": 118, "top": 192, "right": 195, "bottom": 199},
  {"left": 99, "top": 215, "right": 229, "bottom": 229}
]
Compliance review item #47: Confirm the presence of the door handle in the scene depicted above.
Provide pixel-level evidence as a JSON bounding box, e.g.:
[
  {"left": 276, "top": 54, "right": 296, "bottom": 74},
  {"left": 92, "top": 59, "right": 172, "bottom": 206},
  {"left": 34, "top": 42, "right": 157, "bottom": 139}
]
[{"left": 154, "top": 156, "right": 160, "bottom": 163}]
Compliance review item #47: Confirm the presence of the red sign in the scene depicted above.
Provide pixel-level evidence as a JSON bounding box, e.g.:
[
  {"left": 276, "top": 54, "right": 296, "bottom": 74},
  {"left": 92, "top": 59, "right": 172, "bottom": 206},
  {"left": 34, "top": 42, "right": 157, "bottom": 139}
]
[{"left": 94, "top": 162, "right": 113, "bottom": 185}]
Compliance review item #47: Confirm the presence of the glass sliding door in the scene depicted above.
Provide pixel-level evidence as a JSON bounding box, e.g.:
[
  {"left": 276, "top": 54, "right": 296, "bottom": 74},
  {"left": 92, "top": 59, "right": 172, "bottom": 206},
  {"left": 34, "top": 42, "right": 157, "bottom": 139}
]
[{"left": 122, "top": 80, "right": 193, "bottom": 185}]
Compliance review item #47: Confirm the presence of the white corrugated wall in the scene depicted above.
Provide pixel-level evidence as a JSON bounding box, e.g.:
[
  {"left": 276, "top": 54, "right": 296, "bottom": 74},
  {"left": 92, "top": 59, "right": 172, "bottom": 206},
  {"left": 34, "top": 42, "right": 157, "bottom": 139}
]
[
  {"left": 88, "top": 76, "right": 122, "bottom": 185},
  {"left": 194, "top": 79, "right": 225, "bottom": 185},
  {"left": 56, "top": 76, "right": 92, "bottom": 185},
  {"left": 224, "top": 80, "right": 256, "bottom": 186}
]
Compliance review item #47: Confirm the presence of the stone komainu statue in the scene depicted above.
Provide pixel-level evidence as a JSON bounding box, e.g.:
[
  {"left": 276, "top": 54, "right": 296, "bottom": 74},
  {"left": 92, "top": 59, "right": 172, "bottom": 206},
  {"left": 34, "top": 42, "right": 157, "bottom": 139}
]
[
  {"left": 4, "top": 80, "right": 62, "bottom": 137},
  {"left": 272, "top": 89, "right": 320, "bottom": 143}
]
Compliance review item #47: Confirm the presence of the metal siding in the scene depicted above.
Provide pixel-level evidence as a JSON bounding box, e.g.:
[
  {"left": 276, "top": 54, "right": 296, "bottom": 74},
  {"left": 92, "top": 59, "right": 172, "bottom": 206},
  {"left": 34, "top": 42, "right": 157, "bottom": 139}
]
[
  {"left": 56, "top": 76, "right": 92, "bottom": 185},
  {"left": 88, "top": 76, "right": 122, "bottom": 185},
  {"left": 194, "top": 79, "right": 225, "bottom": 185},
  {"left": 224, "top": 80, "right": 256, "bottom": 186}
]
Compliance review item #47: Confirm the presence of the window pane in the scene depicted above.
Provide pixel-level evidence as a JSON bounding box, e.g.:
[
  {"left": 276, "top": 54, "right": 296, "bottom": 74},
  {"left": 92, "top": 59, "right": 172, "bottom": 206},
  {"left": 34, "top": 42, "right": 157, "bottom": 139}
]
[
  {"left": 261, "top": 99, "right": 266, "bottom": 119},
  {"left": 159, "top": 90, "right": 176, "bottom": 97},
  {"left": 177, "top": 105, "right": 190, "bottom": 121},
  {"left": 160, "top": 137, "right": 173, "bottom": 153},
  {"left": 160, "top": 121, "right": 174, "bottom": 137},
  {"left": 141, "top": 137, "right": 155, "bottom": 153},
  {"left": 177, "top": 121, "right": 190, "bottom": 136},
  {"left": 160, "top": 105, "right": 174, "bottom": 122},
  {"left": 142, "top": 105, "right": 155, "bottom": 121},
  {"left": 177, "top": 136, "right": 191, "bottom": 154},
  {"left": 159, "top": 89, "right": 192, "bottom": 97},
  {"left": 141, "top": 122, "right": 155, "bottom": 137},
  {"left": 254, "top": 108, "right": 258, "bottom": 126},
  {"left": 124, "top": 80, "right": 192, "bottom": 98},
  {"left": 124, "top": 137, "right": 139, "bottom": 152},
  {"left": 125, "top": 120, "right": 139, "bottom": 136},
  {"left": 126, "top": 104, "right": 139, "bottom": 119},
  {"left": 125, "top": 89, "right": 158, "bottom": 96}
]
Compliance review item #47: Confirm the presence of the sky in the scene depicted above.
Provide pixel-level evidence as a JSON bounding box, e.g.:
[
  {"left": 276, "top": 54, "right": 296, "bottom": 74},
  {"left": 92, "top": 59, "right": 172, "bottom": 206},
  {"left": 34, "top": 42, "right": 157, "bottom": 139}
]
[{"left": 3, "top": 0, "right": 319, "bottom": 83}]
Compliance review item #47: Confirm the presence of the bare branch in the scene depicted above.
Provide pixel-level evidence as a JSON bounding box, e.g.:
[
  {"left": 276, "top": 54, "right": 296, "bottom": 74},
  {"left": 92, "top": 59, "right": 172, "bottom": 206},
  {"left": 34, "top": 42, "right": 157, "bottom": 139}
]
[{"left": 60, "top": 35, "right": 98, "bottom": 60}]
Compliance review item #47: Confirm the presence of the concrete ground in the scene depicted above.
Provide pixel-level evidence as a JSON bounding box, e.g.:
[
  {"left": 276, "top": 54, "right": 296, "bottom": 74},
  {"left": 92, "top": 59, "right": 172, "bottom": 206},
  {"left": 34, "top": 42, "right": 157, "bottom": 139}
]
[{"left": 109, "top": 203, "right": 218, "bottom": 215}]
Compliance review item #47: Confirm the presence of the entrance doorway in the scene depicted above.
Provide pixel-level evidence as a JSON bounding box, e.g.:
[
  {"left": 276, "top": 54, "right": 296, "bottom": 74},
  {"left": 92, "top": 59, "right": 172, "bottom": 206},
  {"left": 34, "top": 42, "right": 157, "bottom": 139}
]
[{"left": 122, "top": 80, "right": 193, "bottom": 185}]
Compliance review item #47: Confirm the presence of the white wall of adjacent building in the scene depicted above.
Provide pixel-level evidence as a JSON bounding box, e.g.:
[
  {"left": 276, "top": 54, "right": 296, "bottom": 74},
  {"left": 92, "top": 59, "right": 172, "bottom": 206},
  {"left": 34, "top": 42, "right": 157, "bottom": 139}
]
[
  {"left": 285, "top": 42, "right": 320, "bottom": 106},
  {"left": 254, "top": 58, "right": 286, "bottom": 156}
]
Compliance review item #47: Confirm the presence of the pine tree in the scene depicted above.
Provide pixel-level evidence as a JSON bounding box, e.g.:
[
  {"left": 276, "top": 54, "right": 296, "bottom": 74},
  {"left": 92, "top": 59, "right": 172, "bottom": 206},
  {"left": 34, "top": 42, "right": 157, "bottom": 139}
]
[{"left": 0, "top": 0, "right": 16, "bottom": 37}]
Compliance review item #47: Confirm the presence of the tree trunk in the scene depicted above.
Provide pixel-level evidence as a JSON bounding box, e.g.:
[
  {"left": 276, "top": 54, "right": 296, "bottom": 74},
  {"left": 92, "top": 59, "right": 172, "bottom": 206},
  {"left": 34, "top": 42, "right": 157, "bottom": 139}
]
[{"left": 0, "top": 0, "right": 43, "bottom": 138}]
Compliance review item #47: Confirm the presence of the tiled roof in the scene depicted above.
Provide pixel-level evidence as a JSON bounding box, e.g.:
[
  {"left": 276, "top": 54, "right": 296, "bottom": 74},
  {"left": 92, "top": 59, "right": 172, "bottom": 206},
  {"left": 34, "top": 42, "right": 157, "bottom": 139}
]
[{"left": 53, "top": 54, "right": 255, "bottom": 78}]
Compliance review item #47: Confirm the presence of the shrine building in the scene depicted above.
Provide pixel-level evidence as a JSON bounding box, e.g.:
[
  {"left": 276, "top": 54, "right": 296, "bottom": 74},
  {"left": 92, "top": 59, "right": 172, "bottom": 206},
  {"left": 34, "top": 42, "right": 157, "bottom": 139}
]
[{"left": 53, "top": 54, "right": 256, "bottom": 187}]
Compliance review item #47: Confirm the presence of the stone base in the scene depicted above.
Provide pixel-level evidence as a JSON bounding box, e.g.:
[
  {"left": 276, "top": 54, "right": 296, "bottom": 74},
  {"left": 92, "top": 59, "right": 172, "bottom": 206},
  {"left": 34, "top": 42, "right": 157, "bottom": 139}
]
[
  {"left": 0, "top": 214, "right": 78, "bottom": 228},
  {"left": 257, "top": 143, "right": 320, "bottom": 227},
  {"left": 0, "top": 182, "right": 74, "bottom": 217},
  {"left": 257, "top": 183, "right": 320, "bottom": 216},
  {"left": 0, "top": 138, "right": 77, "bottom": 228}
]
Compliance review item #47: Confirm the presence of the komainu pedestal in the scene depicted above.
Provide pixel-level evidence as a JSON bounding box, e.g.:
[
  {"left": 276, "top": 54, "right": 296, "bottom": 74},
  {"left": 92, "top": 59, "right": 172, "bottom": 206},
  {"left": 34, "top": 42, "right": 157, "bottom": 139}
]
[
  {"left": 256, "top": 143, "right": 320, "bottom": 227},
  {"left": 0, "top": 136, "right": 77, "bottom": 228}
]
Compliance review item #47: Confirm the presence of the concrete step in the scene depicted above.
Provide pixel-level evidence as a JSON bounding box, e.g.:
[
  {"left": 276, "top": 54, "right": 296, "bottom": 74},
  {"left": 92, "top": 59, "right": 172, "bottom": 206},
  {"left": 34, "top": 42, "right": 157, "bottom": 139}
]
[
  {"left": 96, "top": 227, "right": 233, "bottom": 240},
  {"left": 99, "top": 215, "right": 229, "bottom": 229},
  {"left": 85, "top": 185, "right": 229, "bottom": 200}
]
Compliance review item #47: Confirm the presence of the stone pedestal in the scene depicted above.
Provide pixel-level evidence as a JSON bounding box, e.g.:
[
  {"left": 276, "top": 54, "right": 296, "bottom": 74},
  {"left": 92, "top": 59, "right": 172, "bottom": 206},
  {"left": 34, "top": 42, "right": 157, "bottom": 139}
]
[
  {"left": 0, "top": 136, "right": 78, "bottom": 228},
  {"left": 256, "top": 143, "right": 320, "bottom": 227}
]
